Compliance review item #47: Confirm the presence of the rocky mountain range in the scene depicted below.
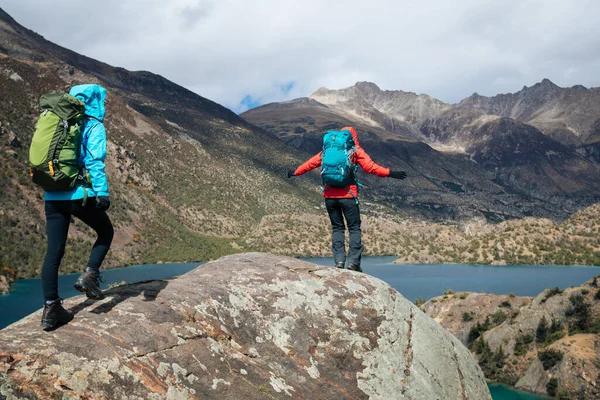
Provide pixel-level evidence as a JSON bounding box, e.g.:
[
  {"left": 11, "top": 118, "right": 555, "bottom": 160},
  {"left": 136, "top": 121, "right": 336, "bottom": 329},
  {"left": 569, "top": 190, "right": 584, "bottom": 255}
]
[
  {"left": 2, "top": 5, "right": 600, "bottom": 292},
  {"left": 243, "top": 80, "right": 600, "bottom": 222},
  {"left": 458, "top": 79, "right": 600, "bottom": 146}
]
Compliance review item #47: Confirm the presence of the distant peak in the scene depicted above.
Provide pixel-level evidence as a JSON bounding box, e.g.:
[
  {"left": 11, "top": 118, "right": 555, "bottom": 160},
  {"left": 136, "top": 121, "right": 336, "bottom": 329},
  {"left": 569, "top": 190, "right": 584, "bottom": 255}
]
[
  {"left": 539, "top": 78, "right": 558, "bottom": 88},
  {"left": 311, "top": 87, "right": 330, "bottom": 96},
  {"left": 524, "top": 78, "right": 560, "bottom": 93},
  {"left": 354, "top": 81, "right": 381, "bottom": 91}
]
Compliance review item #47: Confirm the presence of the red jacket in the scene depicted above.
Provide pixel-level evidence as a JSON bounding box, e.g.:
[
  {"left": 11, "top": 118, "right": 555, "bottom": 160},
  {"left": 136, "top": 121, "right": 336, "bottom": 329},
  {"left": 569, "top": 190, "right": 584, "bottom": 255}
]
[{"left": 294, "top": 127, "right": 390, "bottom": 198}]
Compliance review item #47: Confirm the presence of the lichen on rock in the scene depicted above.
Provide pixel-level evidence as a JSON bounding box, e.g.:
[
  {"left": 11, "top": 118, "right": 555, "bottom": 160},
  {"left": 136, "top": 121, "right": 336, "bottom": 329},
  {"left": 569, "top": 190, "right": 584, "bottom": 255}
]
[{"left": 0, "top": 253, "right": 490, "bottom": 399}]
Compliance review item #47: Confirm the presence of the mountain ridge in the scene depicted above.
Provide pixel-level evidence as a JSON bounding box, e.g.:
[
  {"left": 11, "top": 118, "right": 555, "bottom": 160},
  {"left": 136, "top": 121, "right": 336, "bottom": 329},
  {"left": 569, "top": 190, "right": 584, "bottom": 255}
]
[
  {"left": 0, "top": 7, "right": 324, "bottom": 285},
  {"left": 242, "top": 80, "right": 600, "bottom": 222},
  {"left": 457, "top": 78, "right": 600, "bottom": 145}
]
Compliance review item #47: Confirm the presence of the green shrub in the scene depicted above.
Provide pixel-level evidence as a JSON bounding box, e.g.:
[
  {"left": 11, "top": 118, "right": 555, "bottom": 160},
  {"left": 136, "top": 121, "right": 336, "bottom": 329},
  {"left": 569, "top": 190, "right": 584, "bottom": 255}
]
[
  {"left": 474, "top": 339, "right": 506, "bottom": 381},
  {"left": 468, "top": 318, "right": 491, "bottom": 344},
  {"left": 500, "top": 300, "right": 512, "bottom": 308},
  {"left": 545, "top": 330, "right": 565, "bottom": 344},
  {"left": 491, "top": 310, "right": 508, "bottom": 325},
  {"left": 546, "top": 378, "right": 558, "bottom": 397},
  {"left": 541, "top": 287, "right": 562, "bottom": 303},
  {"left": 414, "top": 298, "right": 426, "bottom": 307},
  {"left": 538, "top": 349, "right": 563, "bottom": 370},
  {"left": 566, "top": 294, "right": 592, "bottom": 334},
  {"left": 514, "top": 334, "right": 533, "bottom": 356},
  {"left": 444, "top": 289, "right": 454, "bottom": 295},
  {"left": 536, "top": 316, "right": 548, "bottom": 343},
  {"left": 462, "top": 312, "right": 474, "bottom": 322},
  {"left": 459, "top": 292, "right": 469, "bottom": 299}
]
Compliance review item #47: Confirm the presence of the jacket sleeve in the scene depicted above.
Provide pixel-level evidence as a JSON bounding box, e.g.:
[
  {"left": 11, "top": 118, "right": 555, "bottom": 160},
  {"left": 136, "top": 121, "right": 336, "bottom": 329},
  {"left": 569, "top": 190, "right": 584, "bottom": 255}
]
[
  {"left": 294, "top": 152, "right": 322, "bottom": 176},
  {"left": 355, "top": 148, "right": 390, "bottom": 177},
  {"left": 83, "top": 121, "right": 109, "bottom": 196}
]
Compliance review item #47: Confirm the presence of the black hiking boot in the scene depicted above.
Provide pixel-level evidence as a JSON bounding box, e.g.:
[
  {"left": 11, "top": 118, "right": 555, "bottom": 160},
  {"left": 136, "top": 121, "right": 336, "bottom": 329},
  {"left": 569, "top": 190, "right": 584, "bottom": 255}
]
[
  {"left": 335, "top": 261, "right": 345, "bottom": 269},
  {"left": 74, "top": 268, "right": 105, "bottom": 300},
  {"left": 348, "top": 263, "right": 363, "bottom": 273},
  {"left": 41, "top": 299, "right": 73, "bottom": 331}
]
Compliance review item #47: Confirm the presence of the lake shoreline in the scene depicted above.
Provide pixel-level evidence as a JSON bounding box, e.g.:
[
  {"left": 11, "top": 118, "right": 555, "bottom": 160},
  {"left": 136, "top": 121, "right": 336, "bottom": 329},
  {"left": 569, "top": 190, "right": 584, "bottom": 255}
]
[
  {"left": 487, "top": 382, "right": 553, "bottom": 399},
  {"left": 4, "top": 256, "right": 600, "bottom": 297},
  {"left": 3, "top": 257, "right": 596, "bottom": 400}
]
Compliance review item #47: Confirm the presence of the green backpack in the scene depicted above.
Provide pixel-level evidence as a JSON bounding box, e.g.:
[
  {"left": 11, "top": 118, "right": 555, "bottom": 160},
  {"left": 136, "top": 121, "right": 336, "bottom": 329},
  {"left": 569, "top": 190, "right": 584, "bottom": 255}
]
[{"left": 29, "top": 93, "right": 88, "bottom": 191}]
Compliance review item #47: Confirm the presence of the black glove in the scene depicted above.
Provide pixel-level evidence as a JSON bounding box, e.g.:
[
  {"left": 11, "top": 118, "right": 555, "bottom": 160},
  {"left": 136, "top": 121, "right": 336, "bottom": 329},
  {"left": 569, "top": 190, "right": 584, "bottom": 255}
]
[
  {"left": 287, "top": 170, "right": 295, "bottom": 178},
  {"left": 96, "top": 196, "right": 110, "bottom": 211},
  {"left": 389, "top": 170, "right": 407, "bottom": 180}
]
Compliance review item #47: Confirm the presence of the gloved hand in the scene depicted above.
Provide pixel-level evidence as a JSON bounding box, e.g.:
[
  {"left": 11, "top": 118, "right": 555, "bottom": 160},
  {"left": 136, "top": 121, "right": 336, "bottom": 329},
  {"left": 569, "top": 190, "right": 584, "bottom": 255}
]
[
  {"left": 96, "top": 196, "right": 111, "bottom": 211},
  {"left": 287, "top": 170, "right": 295, "bottom": 178},
  {"left": 389, "top": 170, "right": 407, "bottom": 180}
]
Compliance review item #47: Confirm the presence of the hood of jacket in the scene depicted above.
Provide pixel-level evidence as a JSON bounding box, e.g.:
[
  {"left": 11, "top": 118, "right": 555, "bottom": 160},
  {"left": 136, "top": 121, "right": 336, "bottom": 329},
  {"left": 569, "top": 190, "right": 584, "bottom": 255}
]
[
  {"left": 342, "top": 126, "right": 360, "bottom": 147},
  {"left": 69, "top": 84, "right": 106, "bottom": 122}
]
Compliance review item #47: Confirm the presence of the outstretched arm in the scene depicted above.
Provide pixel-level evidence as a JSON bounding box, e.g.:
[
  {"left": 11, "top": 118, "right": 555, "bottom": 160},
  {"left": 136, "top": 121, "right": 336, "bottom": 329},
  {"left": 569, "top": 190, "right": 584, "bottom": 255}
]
[
  {"left": 291, "top": 152, "right": 323, "bottom": 176},
  {"left": 355, "top": 148, "right": 390, "bottom": 177}
]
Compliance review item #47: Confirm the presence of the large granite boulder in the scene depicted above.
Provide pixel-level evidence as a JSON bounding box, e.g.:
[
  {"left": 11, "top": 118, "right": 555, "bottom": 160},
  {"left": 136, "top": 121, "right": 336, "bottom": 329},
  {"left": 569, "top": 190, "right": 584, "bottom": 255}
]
[{"left": 0, "top": 253, "right": 490, "bottom": 399}]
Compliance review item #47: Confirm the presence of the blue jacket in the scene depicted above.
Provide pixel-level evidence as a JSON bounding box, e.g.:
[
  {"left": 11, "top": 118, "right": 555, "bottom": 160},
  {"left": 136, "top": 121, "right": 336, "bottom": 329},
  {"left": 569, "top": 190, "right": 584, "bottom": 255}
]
[{"left": 45, "top": 84, "right": 109, "bottom": 201}]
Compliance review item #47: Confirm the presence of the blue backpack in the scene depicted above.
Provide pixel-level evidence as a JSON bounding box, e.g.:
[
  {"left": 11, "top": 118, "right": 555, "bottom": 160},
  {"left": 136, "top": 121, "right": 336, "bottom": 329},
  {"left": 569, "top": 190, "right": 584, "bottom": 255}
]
[{"left": 321, "top": 129, "right": 358, "bottom": 187}]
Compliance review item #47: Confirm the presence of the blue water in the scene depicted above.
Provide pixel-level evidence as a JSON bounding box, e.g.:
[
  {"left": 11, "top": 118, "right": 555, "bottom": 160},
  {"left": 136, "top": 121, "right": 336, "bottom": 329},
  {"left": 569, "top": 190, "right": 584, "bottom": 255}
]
[
  {"left": 0, "top": 262, "right": 200, "bottom": 330},
  {"left": 2, "top": 257, "right": 597, "bottom": 400},
  {"left": 488, "top": 384, "right": 551, "bottom": 400},
  {"left": 305, "top": 256, "right": 600, "bottom": 302}
]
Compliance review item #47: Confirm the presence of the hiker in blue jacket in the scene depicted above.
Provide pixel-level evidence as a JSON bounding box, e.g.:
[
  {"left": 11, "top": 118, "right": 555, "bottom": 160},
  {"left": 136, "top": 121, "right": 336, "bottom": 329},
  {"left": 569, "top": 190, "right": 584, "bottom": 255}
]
[{"left": 40, "top": 84, "right": 113, "bottom": 331}]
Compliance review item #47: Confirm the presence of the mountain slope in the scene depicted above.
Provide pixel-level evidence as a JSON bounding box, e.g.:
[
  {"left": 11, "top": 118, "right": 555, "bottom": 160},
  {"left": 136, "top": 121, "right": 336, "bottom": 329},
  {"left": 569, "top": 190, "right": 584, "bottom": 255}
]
[
  {"left": 0, "top": 7, "right": 322, "bottom": 281},
  {"left": 310, "top": 81, "right": 451, "bottom": 133},
  {"left": 458, "top": 79, "right": 600, "bottom": 145},
  {"left": 422, "top": 278, "right": 600, "bottom": 398}
]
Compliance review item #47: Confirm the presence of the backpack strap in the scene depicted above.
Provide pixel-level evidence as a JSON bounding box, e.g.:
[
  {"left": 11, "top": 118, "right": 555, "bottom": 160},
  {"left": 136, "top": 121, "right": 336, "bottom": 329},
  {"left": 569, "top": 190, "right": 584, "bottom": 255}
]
[
  {"left": 347, "top": 188, "right": 360, "bottom": 206},
  {"left": 85, "top": 115, "right": 101, "bottom": 122},
  {"left": 81, "top": 141, "right": 94, "bottom": 158}
]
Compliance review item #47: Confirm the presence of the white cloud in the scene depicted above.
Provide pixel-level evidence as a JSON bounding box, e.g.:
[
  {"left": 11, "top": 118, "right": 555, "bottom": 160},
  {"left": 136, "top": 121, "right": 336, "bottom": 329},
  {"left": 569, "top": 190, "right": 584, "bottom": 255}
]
[{"left": 3, "top": 0, "right": 600, "bottom": 112}]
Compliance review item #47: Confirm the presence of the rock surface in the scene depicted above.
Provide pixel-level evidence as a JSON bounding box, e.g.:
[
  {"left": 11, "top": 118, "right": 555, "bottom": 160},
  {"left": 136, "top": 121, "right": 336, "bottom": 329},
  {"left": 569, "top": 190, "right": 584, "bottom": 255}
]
[
  {"left": 0, "top": 275, "right": 9, "bottom": 295},
  {"left": 422, "top": 279, "right": 600, "bottom": 399},
  {"left": 0, "top": 253, "right": 491, "bottom": 399},
  {"left": 423, "top": 292, "right": 531, "bottom": 345}
]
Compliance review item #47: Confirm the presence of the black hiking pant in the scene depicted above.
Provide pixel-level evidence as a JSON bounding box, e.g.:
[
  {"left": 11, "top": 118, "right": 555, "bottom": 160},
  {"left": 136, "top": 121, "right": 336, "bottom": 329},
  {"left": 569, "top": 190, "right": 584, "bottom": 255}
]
[
  {"left": 42, "top": 199, "right": 114, "bottom": 302},
  {"left": 325, "top": 198, "right": 363, "bottom": 266}
]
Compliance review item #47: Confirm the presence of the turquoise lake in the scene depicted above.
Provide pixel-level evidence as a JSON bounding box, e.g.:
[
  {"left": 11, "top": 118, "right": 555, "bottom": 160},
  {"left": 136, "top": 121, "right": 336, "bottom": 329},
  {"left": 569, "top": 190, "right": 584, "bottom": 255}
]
[{"left": 2, "top": 256, "right": 597, "bottom": 400}]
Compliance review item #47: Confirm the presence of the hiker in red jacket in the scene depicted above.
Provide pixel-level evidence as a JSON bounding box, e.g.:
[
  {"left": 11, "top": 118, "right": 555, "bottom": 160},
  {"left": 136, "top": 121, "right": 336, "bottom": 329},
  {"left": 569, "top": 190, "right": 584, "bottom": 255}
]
[{"left": 288, "top": 126, "right": 406, "bottom": 272}]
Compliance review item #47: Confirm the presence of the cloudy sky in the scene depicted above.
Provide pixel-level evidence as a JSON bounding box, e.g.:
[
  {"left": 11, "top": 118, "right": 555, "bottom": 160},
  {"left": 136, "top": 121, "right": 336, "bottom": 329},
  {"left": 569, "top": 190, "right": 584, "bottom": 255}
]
[{"left": 3, "top": 0, "right": 600, "bottom": 113}]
